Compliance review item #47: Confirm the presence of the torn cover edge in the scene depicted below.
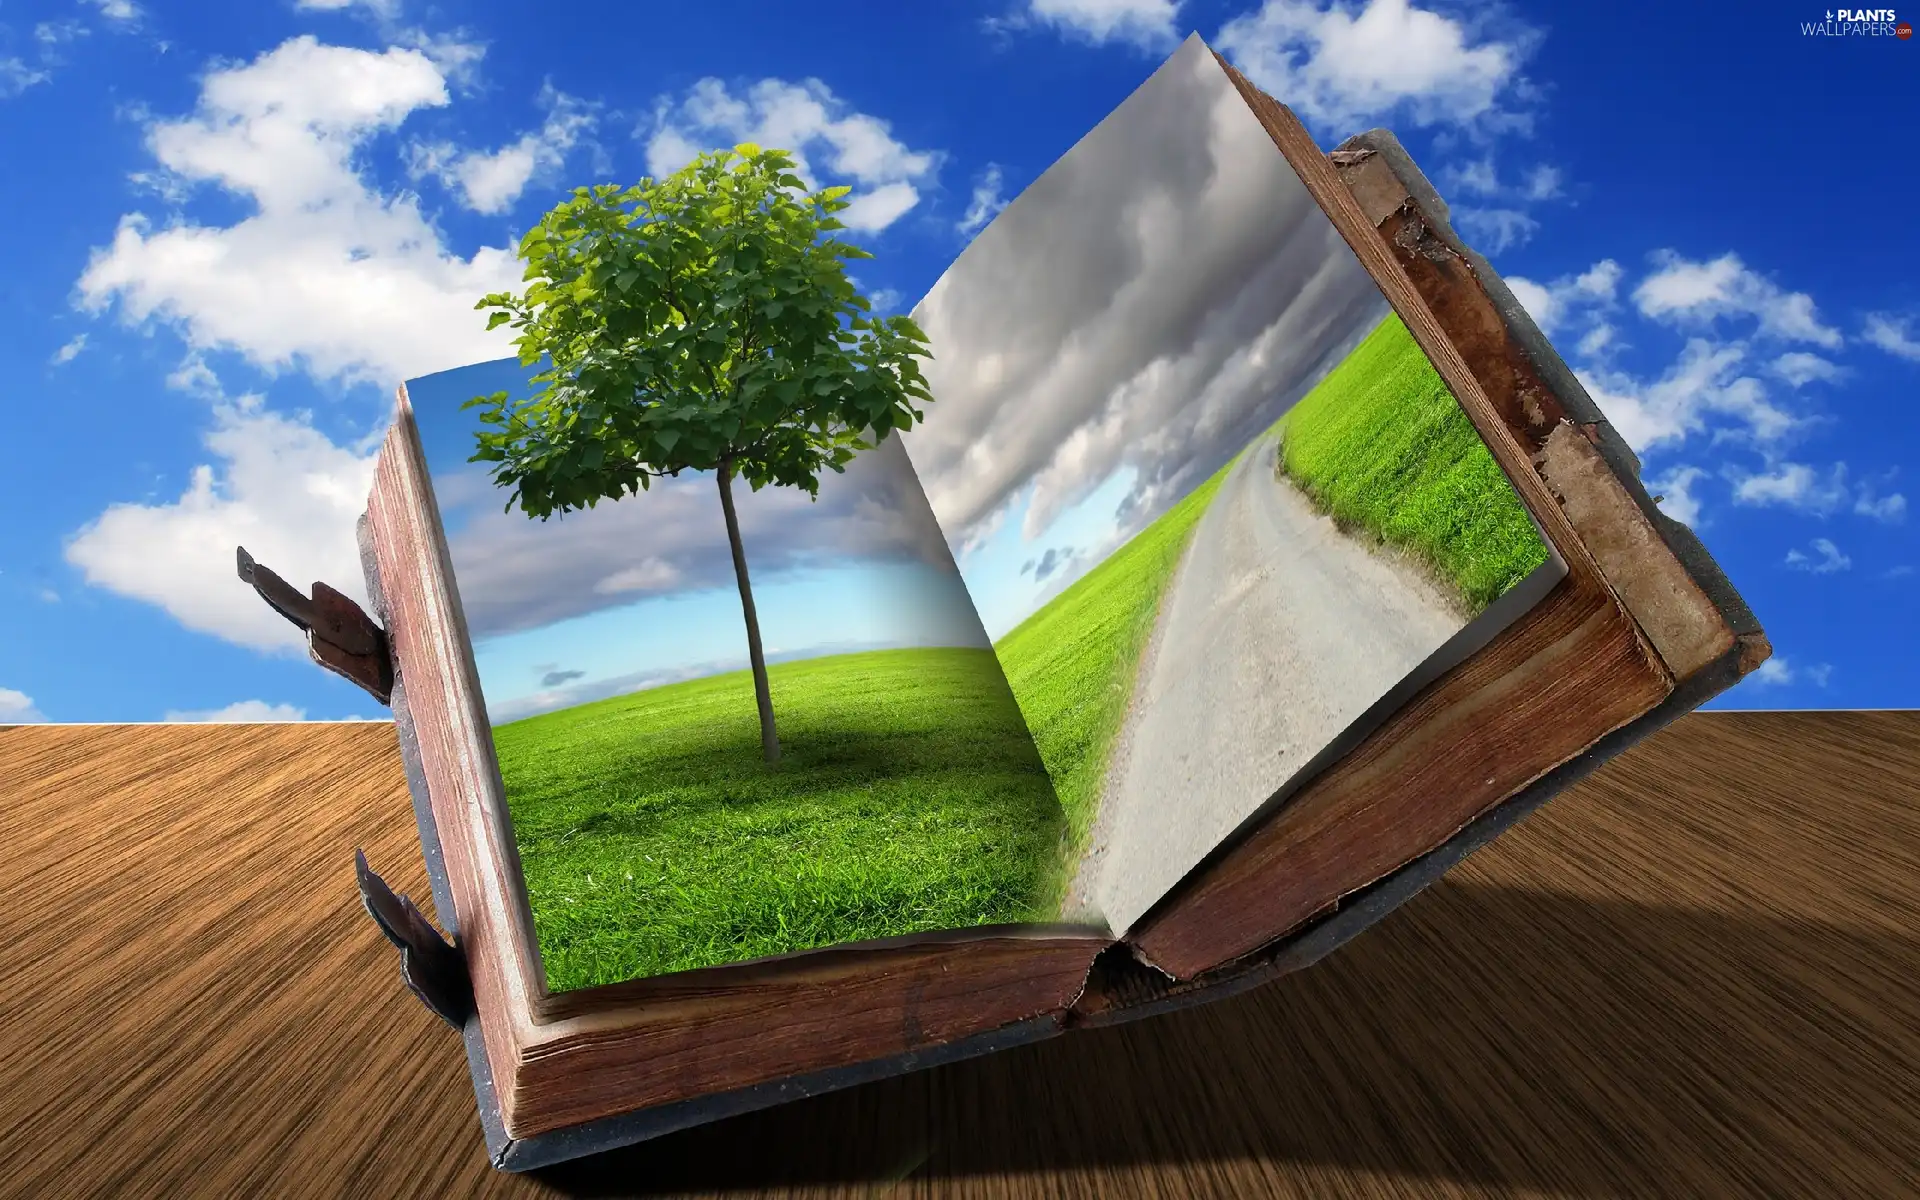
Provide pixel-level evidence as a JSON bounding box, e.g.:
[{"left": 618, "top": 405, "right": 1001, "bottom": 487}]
[{"left": 1334, "top": 129, "right": 1763, "bottom": 642}]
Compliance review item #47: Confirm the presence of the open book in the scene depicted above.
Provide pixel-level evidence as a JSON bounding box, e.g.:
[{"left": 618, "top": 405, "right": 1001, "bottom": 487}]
[{"left": 254, "top": 34, "right": 1768, "bottom": 1171}]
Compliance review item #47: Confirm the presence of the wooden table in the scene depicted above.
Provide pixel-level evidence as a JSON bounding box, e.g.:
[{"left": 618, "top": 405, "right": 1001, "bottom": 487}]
[{"left": 2, "top": 712, "right": 1917, "bottom": 1198}]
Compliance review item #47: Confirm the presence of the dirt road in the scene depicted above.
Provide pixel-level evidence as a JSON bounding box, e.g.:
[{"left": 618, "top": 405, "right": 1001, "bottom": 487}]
[{"left": 1071, "top": 434, "right": 1465, "bottom": 934}]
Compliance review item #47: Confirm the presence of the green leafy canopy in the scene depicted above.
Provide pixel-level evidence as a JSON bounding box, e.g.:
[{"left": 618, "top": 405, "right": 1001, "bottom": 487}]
[{"left": 464, "top": 143, "right": 936, "bottom": 517}]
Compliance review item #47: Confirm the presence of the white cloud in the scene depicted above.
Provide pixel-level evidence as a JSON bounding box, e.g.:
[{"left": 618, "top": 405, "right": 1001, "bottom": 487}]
[
  {"left": 1505, "top": 276, "right": 1557, "bottom": 331},
  {"left": 1862, "top": 312, "right": 1920, "bottom": 362},
  {"left": 36, "top": 20, "right": 89, "bottom": 47},
  {"left": 76, "top": 36, "right": 521, "bottom": 386},
  {"left": 1519, "top": 163, "right": 1561, "bottom": 201},
  {"left": 1727, "top": 461, "right": 1850, "bottom": 515},
  {"left": 1573, "top": 260, "right": 1624, "bottom": 300},
  {"left": 1504, "top": 259, "right": 1619, "bottom": 336},
  {"left": 959, "top": 163, "right": 1009, "bottom": 236},
  {"left": 1438, "top": 159, "right": 1562, "bottom": 254},
  {"left": 408, "top": 85, "right": 595, "bottom": 214},
  {"left": 1669, "top": 450, "right": 1901, "bottom": 529},
  {"left": 393, "top": 30, "right": 487, "bottom": 91},
  {"left": 1439, "top": 156, "right": 1499, "bottom": 198},
  {"left": 0, "top": 57, "right": 53, "bottom": 97},
  {"left": 83, "top": 0, "right": 142, "bottom": 24},
  {"left": 1578, "top": 338, "right": 1795, "bottom": 455},
  {"left": 50, "top": 334, "right": 87, "bottom": 365},
  {"left": 642, "top": 77, "right": 939, "bottom": 235},
  {"left": 1214, "top": 0, "right": 1535, "bottom": 136},
  {"left": 1784, "top": 537, "right": 1850, "bottom": 573},
  {"left": 0, "top": 688, "right": 47, "bottom": 724},
  {"left": 292, "top": 0, "right": 414, "bottom": 24},
  {"left": 839, "top": 181, "right": 922, "bottom": 233},
  {"left": 1745, "top": 656, "right": 1831, "bottom": 689},
  {"left": 1632, "top": 251, "right": 1842, "bottom": 348},
  {"left": 1509, "top": 253, "right": 1913, "bottom": 534},
  {"left": 1855, "top": 482, "right": 1907, "bottom": 523},
  {"left": 65, "top": 396, "right": 378, "bottom": 654},
  {"left": 1769, "top": 351, "right": 1842, "bottom": 388},
  {"left": 296, "top": 0, "right": 402, "bottom": 13},
  {"left": 166, "top": 353, "right": 223, "bottom": 397},
  {"left": 1576, "top": 322, "right": 1616, "bottom": 359},
  {"left": 1453, "top": 207, "right": 1537, "bottom": 255},
  {"left": 1000, "top": 0, "right": 1184, "bottom": 49},
  {"left": 164, "top": 699, "right": 309, "bottom": 722},
  {"left": 1645, "top": 464, "right": 1706, "bottom": 527}
]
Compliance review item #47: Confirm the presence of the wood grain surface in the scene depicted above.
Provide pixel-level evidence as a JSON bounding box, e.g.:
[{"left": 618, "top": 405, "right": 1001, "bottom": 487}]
[{"left": 2, "top": 712, "right": 1916, "bottom": 1198}]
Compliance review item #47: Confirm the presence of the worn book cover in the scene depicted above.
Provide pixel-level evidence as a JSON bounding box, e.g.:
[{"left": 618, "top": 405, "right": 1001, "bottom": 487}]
[{"left": 236, "top": 32, "right": 1766, "bottom": 1171}]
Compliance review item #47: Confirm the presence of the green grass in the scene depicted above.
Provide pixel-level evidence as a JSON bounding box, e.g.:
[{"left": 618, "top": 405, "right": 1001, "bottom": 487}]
[
  {"left": 494, "top": 646, "right": 1071, "bottom": 992},
  {"left": 1276, "top": 312, "right": 1551, "bottom": 612},
  {"left": 991, "top": 462, "right": 1232, "bottom": 852}
]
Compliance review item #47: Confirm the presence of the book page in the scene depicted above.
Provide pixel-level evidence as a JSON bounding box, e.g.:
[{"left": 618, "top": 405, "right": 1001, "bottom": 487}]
[
  {"left": 402, "top": 359, "right": 1106, "bottom": 995},
  {"left": 896, "top": 33, "right": 1567, "bottom": 935}
]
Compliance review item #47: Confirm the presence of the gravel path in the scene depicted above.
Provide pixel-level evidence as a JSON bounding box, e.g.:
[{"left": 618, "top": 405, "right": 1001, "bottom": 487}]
[{"left": 1067, "top": 434, "right": 1467, "bottom": 934}]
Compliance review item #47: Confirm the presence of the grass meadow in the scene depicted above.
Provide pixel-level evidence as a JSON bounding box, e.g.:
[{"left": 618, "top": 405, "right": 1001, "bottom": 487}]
[
  {"left": 1276, "top": 313, "right": 1551, "bottom": 612},
  {"left": 494, "top": 646, "right": 1073, "bottom": 992},
  {"left": 992, "top": 461, "right": 1231, "bottom": 852}
]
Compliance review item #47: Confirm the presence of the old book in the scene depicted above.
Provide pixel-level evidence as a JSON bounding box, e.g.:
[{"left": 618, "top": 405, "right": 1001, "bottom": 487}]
[{"left": 248, "top": 34, "right": 1767, "bottom": 1171}]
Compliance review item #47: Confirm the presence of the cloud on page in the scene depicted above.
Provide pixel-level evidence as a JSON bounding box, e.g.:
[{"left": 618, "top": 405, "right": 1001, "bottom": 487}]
[
  {"left": 904, "top": 36, "right": 1385, "bottom": 551},
  {"left": 434, "top": 434, "right": 960, "bottom": 640}
]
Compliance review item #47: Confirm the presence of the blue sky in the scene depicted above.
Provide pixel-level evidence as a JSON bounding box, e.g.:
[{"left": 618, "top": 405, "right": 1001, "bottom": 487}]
[{"left": 1, "top": 0, "right": 1912, "bottom": 723}]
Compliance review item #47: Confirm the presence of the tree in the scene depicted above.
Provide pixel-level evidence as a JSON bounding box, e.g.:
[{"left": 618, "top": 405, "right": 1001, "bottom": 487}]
[{"left": 465, "top": 145, "right": 935, "bottom": 764}]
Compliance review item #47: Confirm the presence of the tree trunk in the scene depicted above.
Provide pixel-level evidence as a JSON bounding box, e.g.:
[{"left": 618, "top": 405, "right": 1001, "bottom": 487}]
[{"left": 716, "top": 458, "right": 780, "bottom": 763}]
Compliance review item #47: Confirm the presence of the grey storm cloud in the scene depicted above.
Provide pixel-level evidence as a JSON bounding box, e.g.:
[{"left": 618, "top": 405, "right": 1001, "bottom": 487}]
[
  {"left": 899, "top": 34, "right": 1389, "bottom": 551},
  {"left": 1027, "top": 547, "right": 1067, "bottom": 582},
  {"left": 436, "top": 432, "right": 958, "bottom": 640},
  {"left": 539, "top": 668, "right": 586, "bottom": 687}
]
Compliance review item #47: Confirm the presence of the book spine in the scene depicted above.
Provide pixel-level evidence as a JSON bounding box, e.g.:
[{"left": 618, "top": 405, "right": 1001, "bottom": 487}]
[{"left": 358, "top": 511, "right": 516, "bottom": 1162}]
